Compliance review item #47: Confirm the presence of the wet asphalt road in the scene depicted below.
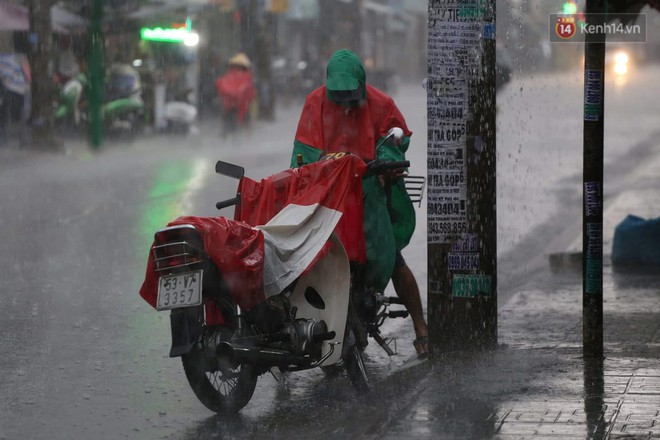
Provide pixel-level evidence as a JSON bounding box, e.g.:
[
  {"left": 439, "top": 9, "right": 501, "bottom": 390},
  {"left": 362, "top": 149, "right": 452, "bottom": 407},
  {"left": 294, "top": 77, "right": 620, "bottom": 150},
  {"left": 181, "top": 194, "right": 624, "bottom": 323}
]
[
  {"left": 0, "top": 92, "right": 426, "bottom": 439},
  {"left": 1, "top": 64, "right": 659, "bottom": 439}
]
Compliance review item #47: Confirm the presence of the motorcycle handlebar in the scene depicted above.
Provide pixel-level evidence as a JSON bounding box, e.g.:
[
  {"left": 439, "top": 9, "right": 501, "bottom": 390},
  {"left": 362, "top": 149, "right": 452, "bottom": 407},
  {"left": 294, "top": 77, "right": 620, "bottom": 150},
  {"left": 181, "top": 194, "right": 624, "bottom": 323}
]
[
  {"left": 216, "top": 196, "right": 240, "bottom": 210},
  {"left": 388, "top": 310, "right": 410, "bottom": 319},
  {"left": 364, "top": 159, "right": 410, "bottom": 179},
  {"left": 380, "top": 160, "right": 410, "bottom": 170}
]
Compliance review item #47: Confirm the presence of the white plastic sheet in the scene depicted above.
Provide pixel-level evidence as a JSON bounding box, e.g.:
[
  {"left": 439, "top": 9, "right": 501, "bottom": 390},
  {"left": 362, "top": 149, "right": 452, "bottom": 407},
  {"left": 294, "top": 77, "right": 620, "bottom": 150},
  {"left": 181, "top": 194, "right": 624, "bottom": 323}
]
[{"left": 257, "top": 203, "right": 342, "bottom": 298}]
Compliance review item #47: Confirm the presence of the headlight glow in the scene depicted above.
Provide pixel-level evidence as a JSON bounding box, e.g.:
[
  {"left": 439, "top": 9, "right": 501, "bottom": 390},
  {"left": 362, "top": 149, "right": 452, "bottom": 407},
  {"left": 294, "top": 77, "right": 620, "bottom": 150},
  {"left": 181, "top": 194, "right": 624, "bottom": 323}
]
[
  {"left": 614, "top": 52, "right": 629, "bottom": 65},
  {"left": 614, "top": 62, "right": 628, "bottom": 75},
  {"left": 183, "top": 32, "right": 200, "bottom": 47}
]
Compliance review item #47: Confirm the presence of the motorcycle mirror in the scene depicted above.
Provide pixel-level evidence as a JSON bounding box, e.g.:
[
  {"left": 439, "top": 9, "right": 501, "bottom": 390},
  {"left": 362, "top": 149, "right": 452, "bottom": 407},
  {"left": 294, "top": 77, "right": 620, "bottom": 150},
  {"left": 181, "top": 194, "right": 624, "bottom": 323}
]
[
  {"left": 376, "top": 127, "right": 405, "bottom": 149},
  {"left": 215, "top": 161, "right": 245, "bottom": 179},
  {"left": 387, "top": 127, "right": 404, "bottom": 142}
]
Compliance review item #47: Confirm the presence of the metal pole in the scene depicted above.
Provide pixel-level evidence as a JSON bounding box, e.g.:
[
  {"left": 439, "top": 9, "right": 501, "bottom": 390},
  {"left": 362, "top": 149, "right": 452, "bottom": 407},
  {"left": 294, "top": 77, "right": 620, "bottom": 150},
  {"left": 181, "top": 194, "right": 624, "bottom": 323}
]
[
  {"left": 256, "top": 12, "right": 275, "bottom": 121},
  {"left": 427, "top": 0, "right": 497, "bottom": 353},
  {"left": 88, "top": 0, "right": 104, "bottom": 149},
  {"left": 583, "top": 0, "right": 606, "bottom": 358}
]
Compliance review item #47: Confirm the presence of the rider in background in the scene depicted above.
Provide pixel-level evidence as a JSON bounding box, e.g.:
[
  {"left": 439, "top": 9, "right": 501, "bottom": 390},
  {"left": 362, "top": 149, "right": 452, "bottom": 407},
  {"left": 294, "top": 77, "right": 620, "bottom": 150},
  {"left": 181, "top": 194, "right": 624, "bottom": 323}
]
[
  {"left": 214, "top": 53, "right": 257, "bottom": 135},
  {"left": 290, "top": 49, "right": 429, "bottom": 359}
]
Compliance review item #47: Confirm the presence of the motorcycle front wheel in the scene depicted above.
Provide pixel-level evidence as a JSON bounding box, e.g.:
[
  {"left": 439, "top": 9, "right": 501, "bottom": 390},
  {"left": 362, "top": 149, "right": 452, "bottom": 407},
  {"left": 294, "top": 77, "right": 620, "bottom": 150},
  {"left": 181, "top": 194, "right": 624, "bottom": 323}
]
[
  {"left": 345, "top": 344, "right": 370, "bottom": 394},
  {"left": 181, "top": 331, "right": 258, "bottom": 414}
]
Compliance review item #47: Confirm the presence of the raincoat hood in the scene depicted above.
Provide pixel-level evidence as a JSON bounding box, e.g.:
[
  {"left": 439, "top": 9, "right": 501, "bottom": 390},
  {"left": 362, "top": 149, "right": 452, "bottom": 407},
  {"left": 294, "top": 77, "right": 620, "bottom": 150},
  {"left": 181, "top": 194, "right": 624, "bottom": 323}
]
[{"left": 326, "top": 49, "right": 366, "bottom": 102}]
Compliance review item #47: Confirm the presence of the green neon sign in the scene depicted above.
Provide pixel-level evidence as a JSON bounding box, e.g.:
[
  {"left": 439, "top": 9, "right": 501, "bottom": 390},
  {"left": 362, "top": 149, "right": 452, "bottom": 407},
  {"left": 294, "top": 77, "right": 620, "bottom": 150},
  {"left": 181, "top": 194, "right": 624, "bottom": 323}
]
[
  {"left": 141, "top": 27, "right": 189, "bottom": 43},
  {"left": 141, "top": 18, "right": 198, "bottom": 46}
]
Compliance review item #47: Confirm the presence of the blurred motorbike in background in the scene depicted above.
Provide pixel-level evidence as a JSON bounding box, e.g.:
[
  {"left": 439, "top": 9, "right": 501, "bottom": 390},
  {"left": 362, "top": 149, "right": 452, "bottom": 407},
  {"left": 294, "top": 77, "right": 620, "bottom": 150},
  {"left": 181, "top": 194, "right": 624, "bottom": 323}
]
[
  {"left": 98, "top": 63, "right": 145, "bottom": 138},
  {"left": 271, "top": 56, "right": 324, "bottom": 103},
  {"left": 54, "top": 63, "right": 145, "bottom": 139},
  {"left": 163, "top": 88, "right": 198, "bottom": 135},
  {"left": 215, "top": 53, "right": 257, "bottom": 135}
]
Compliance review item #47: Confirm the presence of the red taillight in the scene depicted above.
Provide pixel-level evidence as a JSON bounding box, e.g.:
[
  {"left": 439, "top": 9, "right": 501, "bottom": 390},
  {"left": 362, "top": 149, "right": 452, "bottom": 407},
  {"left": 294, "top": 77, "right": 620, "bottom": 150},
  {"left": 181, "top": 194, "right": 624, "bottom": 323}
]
[{"left": 154, "top": 224, "right": 199, "bottom": 244}]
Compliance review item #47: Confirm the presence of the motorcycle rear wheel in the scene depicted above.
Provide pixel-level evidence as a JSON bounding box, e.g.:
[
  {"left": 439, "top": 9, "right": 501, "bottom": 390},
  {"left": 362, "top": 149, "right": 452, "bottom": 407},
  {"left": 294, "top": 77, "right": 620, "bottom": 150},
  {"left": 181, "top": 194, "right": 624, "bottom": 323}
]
[{"left": 182, "top": 336, "right": 258, "bottom": 414}]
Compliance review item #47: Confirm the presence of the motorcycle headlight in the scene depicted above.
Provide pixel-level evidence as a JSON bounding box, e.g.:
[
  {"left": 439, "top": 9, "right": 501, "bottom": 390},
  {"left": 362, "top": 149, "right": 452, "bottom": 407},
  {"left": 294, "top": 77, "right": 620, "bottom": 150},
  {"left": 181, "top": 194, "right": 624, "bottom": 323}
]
[
  {"left": 613, "top": 51, "right": 629, "bottom": 76},
  {"left": 614, "top": 51, "right": 629, "bottom": 65}
]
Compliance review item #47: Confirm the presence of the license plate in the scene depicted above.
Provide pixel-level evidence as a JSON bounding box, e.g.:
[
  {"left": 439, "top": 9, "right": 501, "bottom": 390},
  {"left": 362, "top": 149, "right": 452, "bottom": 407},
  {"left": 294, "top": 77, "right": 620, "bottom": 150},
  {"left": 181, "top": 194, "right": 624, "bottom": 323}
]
[{"left": 156, "top": 270, "right": 203, "bottom": 310}]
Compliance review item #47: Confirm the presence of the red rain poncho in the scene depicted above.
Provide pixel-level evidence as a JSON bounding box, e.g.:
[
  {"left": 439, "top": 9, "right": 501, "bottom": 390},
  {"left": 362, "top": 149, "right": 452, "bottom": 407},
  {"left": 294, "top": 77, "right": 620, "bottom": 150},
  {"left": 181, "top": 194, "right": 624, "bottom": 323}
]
[
  {"left": 214, "top": 67, "right": 256, "bottom": 123},
  {"left": 139, "top": 155, "right": 366, "bottom": 314},
  {"left": 294, "top": 83, "right": 411, "bottom": 161}
]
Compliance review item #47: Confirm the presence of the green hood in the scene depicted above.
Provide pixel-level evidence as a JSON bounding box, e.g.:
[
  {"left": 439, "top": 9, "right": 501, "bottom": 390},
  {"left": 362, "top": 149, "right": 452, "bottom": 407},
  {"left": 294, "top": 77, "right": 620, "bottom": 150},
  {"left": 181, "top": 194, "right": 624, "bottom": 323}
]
[{"left": 326, "top": 49, "right": 366, "bottom": 102}]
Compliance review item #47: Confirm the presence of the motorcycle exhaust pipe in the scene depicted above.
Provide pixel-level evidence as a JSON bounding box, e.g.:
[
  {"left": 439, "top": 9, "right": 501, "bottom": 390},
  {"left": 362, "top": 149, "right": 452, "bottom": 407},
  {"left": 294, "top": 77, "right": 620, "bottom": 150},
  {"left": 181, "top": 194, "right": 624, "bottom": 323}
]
[{"left": 216, "top": 341, "right": 309, "bottom": 367}]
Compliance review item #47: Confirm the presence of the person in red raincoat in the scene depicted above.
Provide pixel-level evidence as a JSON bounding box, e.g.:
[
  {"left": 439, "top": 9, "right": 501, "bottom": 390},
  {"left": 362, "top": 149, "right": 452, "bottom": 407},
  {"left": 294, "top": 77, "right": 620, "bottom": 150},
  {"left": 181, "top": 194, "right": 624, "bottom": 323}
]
[
  {"left": 214, "top": 53, "right": 257, "bottom": 133},
  {"left": 290, "top": 49, "right": 429, "bottom": 359}
]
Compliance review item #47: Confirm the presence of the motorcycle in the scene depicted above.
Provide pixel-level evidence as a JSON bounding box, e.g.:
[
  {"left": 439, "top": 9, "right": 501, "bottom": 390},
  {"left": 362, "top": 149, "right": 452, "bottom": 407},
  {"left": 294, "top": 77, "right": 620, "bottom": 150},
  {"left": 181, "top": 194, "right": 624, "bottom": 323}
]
[
  {"left": 214, "top": 59, "right": 257, "bottom": 135},
  {"left": 98, "top": 63, "right": 145, "bottom": 138},
  {"left": 56, "top": 64, "right": 145, "bottom": 139},
  {"left": 163, "top": 88, "right": 198, "bottom": 135},
  {"left": 138, "top": 128, "right": 419, "bottom": 413}
]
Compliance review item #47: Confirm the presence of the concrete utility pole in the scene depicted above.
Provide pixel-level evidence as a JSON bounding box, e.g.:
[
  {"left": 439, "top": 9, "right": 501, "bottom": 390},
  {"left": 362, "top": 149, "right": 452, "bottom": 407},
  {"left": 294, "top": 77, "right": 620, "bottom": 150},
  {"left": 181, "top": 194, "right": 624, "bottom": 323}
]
[
  {"left": 239, "top": 0, "right": 275, "bottom": 120},
  {"left": 426, "top": 0, "right": 497, "bottom": 353},
  {"left": 582, "top": 0, "right": 606, "bottom": 358},
  {"left": 255, "top": 12, "right": 275, "bottom": 121},
  {"left": 241, "top": 0, "right": 258, "bottom": 60}
]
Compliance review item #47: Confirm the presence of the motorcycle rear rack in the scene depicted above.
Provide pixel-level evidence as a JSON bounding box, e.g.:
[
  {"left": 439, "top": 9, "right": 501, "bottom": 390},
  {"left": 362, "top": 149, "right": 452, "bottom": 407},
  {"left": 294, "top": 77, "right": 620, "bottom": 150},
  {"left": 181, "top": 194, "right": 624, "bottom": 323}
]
[
  {"left": 404, "top": 175, "right": 426, "bottom": 207},
  {"left": 152, "top": 240, "right": 203, "bottom": 272}
]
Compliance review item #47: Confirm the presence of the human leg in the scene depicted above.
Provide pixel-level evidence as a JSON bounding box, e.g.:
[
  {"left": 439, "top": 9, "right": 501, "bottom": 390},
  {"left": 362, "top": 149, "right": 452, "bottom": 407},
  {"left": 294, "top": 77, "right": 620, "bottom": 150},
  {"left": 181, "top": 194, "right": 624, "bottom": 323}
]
[{"left": 391, "top": 252, "right": 429, "bottom": 358}]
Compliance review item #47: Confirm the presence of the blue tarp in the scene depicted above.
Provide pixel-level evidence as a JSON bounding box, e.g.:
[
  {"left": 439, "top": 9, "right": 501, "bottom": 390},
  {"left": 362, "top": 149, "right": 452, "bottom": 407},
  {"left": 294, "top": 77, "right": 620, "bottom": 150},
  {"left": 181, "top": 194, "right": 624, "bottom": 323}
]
[
  {"left": 612, "top": 214, "right": 660, "bottom": 265},
  {"left": 0, "top": 54, "right": 29, "bottom": 95}
]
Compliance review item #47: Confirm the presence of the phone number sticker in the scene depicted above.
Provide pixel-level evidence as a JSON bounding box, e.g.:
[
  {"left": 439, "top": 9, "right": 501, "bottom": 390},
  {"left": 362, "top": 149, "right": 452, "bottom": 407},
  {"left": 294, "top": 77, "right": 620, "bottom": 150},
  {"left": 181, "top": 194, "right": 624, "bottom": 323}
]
[
  {"left": 428, "top": 220, "right": 468, "bottom": 243},
  {"left": 448, "top": 252, "right": 480, "bottom": 270},
  {"left": 452, "top": 274, "right": 492, "bottom": 298}
]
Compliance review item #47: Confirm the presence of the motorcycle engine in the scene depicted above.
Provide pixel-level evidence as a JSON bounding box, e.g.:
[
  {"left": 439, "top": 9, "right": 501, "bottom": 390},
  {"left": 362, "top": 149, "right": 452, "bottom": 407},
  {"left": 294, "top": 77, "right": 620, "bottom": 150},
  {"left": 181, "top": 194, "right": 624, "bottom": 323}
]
[{"left": 287, "top": 319, "right": 328, "bottom": 358}]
